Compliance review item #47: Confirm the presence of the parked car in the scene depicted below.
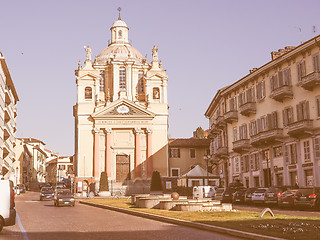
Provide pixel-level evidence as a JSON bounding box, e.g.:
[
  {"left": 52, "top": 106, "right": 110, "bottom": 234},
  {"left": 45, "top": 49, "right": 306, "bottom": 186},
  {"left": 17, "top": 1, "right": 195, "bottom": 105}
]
[
  {"left": 244, "top": 187, "right": 257, "bottom": 204},
  {"left": 278, "top": 189, "right": 299, "bottom": 208},
  {"left": 193, "top": 186, "right": 215, "bottom": 199},
  {"left": 294, "top": 187, "right": 320, "bottom": 210},
  {"left": 0, "top": 180, "right": 16, "bottom": 232},
  {"left": 214, "top": 188, "right": 225, "bottom": 201},
  {"left": 17, "top": 184, "right": 26, "bottom": 193},
  {"left": 264, "top": 186, "right": 292, "bottom": 205},
  {"left": 252, "top": 188, "right": 268, "bottom": 204},
  {"left": 54, "top": 189, "right": 75, "bottom": 207},
  {"left": 222, "top": 187, "right": 237, "bottom": 203},
  {"left": 39, "top": 182, "right": 51, "bottom": 190},
  {"left": 40, "top": 187, "right": 54, "bottom": 201},
  {"left": 233, "top": 188, "right": 247, "bottom": 204}
]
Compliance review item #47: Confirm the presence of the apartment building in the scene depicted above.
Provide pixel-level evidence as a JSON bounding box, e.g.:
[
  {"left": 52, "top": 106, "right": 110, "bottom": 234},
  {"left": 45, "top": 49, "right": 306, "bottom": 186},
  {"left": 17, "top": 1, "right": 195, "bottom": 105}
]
[
  {"left": 0, "top": 52, "right": 19, "bottom": 180},
  {"left": 205, "top": 35, "right": 320, "bottom": 189},
  {"left": 46, "top": 156, "right": 73, "bottom": 183}
]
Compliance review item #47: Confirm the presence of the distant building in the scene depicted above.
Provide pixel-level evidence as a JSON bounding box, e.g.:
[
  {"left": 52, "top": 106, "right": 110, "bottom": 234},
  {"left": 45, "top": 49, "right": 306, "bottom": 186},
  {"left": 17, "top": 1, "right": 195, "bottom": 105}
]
[
  {"left": 0, "top": 52, "right": 19, "bottom": 181},
  {"left": 14, "top": 138, "right": 54, "bottom": 186},
  {"left": 205, "top": 35, "right": 320, "bottom": 188},
  {"left": 46, "top": 156, "right": 73, "bottom": 183},
  {"left": 73, "top": 14, "right": 169, "bottom": 192}
]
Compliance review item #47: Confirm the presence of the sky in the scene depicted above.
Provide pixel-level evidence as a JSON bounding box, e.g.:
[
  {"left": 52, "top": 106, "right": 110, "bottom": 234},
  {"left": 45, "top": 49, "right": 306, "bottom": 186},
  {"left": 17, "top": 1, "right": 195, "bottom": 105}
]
[{"left": 1, "top": 0, "right": 320, "bottom": 156}]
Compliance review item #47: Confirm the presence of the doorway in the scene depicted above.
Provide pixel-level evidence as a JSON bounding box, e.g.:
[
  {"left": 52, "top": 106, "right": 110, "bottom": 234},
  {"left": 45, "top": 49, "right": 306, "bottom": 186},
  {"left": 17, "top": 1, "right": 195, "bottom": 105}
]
[{"left": 116, "top": 154, "right": 130, "bottom": 182}]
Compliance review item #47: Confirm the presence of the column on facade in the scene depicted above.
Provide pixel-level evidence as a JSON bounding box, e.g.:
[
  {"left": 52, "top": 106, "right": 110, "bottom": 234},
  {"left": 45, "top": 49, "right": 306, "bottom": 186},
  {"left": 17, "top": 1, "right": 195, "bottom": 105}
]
[
  {"left": 296, "top": 140, "right": 304, "bottom": 186},
  {"left": 104, "top": 128, "right": 112, "bottom": 178},
  {"left": 134, "top": 128, "right": 143, "bottom": 178},
  {"left": 93, "top": 128, "right": 100, "bottom": 178},
  {"left": 259, "top": 152, "right": 264, "bottom": 187},
  {"left": 269, "top": 148, "right": 275, "bottom": 187},
  {"left": 126, "top": 63, "right": 132, "bottom": 100},
  {"left": 248, "top": 155, "right": 253, "bottom": 188},
  {"left": 313, "top": 138, "right": 320, "bottom": 186},
  {"left": 146, "top": 128, "right": 153, "bottom": 178},
  {"left": 112, "top": 64, "right": 119, "bottom": 101}
]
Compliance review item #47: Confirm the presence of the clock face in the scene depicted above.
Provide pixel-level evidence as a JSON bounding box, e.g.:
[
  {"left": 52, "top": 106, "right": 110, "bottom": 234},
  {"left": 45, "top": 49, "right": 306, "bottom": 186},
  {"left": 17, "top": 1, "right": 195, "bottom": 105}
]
[{"left": 117, "top": 105, "right": 130, "bottom": 114}]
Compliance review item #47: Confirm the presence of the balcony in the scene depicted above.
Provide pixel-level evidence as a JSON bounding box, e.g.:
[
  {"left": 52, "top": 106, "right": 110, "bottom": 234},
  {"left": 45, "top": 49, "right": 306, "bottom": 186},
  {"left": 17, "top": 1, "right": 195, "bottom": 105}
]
[
  {"left": 300, "top": 72, "right": 320, "bottom": 91},
  {"left": 287, "top": 119, "right": 313, "bottom": 138},
  {"left": 239, "top": 102, "right": 256, "bottom": 116},
  {"left": 208, "top": 127, "right": 220, "bottom": 138},
  {"left": 251, "top": 129, "right": 284, "bottom": 147},
  {"left": 224, "top": 110, "right": 238, "bottom": 123},
  {"left": 270, "top": 85, "right": 293, "bottom": 102},
  {"left": 232, "top": 139, "right": 250, "bottom": 153},
  {"left": 215, "top": 116, "right": 226, "bottom": 129},
  {"left": 213, "top": 146, "right": 228, "bottom": 158}
]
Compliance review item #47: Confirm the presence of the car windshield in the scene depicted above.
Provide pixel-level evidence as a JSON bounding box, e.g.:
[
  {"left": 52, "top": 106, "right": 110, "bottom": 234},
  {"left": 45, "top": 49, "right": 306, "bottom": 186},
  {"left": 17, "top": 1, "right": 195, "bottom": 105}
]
[
  {"left": 41, "top": 187, "right": 53, "bottom": 193},
  {"left": 216, "top": 189, "right": 224, "bottom": 193},
  {"left": 255, "top": 188, "right": 267, "bottom": 193},
  {"left": 297, "top": 188, "right": 314, "bottom": 195},
  {"left": 57, "top": 190, "right": 72, "bottom": 196}
]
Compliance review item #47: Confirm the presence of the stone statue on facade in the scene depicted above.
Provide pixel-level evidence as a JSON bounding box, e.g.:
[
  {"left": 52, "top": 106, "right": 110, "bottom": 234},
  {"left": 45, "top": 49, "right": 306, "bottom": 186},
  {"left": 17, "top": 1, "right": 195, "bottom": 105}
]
[{"left": 84, "top": 45, "right": 92, "bottom": 61}]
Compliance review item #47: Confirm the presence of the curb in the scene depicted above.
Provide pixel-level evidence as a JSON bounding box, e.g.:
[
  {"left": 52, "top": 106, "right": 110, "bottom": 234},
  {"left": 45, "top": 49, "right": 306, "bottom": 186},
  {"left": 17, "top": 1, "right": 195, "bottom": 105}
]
[{"left": 80, "top": 200, "right": 285, "bottom": 240}]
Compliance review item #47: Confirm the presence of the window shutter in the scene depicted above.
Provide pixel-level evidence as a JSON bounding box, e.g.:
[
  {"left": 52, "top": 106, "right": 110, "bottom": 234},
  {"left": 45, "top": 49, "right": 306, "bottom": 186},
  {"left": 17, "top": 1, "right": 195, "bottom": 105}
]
[
  {"left": 240, "top": 157, "right": 244, "bottom": 172},
  {"left": 297, "top": 103, "right": 303, "bottom": 121},
  {"left": 302, "top": 61, "right": 306, "bottom": 76},
  {"left": 270, "top": 77, "right": 274, "bottom": 91},
  {"left": 273, "top": 111, "right": 278, "bottom": 128},
  {"left": 292, "top": 144, "right": 297, "bottom": 164},
  {"left": 257, "top": 118, "right": 261, "bottom": 133},
  {"left": 266, "top": 114, "right": 272, "bottom": 130},
  {"left": 304, "top": 101, "right": 310, "bottom": 119},
  {"left": 278, "top": 71, "right": 284, "bottom": 87},
  {"left": 169, "top": 149, "right": 172, "bottom": 158},
  {"left": 283, "top": 109, "right": 288, "bottom": 127},
  {"left": 297, "top": 63, "right": 301, "bottom": 82},
  {"left": 177, "top": 149, "right": 180, "bottom": 158},
  {"left": 284, "top": 145, "right": 289, "bottom": 164},
  {"left": 317, "top": 97, "right": 320, "bottom": 117},
  {"left": 314, "top": 137, "right": 320, "bottom": 160}
]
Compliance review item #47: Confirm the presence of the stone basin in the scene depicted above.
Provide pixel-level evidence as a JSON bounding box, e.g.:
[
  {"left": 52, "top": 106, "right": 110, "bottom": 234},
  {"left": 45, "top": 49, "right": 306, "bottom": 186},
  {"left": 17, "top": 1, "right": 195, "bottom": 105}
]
[
  {"left": 137, "top": 197, "right": 171, "bottom": 209},
  {"left": 159, "top": 199, "right": 190, "bottom": 210}
]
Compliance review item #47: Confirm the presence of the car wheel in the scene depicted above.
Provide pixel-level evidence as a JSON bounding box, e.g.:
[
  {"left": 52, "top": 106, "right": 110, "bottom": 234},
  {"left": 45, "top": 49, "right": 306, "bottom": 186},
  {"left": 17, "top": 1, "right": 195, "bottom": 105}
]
[{"left": 0, "top": 218, "right": 4, "bottom": 232}]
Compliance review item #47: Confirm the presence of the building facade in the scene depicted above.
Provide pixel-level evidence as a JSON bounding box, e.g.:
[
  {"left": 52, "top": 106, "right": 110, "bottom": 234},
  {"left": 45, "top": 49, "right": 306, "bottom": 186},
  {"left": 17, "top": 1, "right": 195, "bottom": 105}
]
[
  {"left": 46, "top": 156, "right": 73, "bottom": 183},
  {"left": 74, "top": 15, "right": 169, "bottom": 191},
  {"left": 14, "top": 138, "right": 50, "bottom": 186},
  {"left": 205, "top": 35, "right": 320, "bottom": 188},
  {"left": 0, "top": 52, "right": 19, "bottom": 181}
]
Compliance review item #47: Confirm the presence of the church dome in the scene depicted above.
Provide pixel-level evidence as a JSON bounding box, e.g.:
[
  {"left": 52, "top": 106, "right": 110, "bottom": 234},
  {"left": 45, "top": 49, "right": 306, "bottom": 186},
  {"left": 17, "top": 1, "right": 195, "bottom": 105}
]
[
  {"left": 96, "top": 44, "right": 144, "bottom": 64},
  {"left": 112, "top": 19, "right": 128, "bottom": 28}
]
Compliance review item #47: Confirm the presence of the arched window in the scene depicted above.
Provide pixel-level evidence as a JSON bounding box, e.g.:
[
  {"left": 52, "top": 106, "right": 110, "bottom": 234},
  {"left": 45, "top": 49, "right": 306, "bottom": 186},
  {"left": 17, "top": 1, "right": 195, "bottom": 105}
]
[
  {"left": 118, "top": 30, "right": 122, "bottom": 39},
  {"left": 153, "top": 87, "right": 160, "bottom": 99},
  {"left": 119, "top": 67, "right": 126, "bottom": 89},
  {"left": 85, "top": 87, "right": 92, "bottom": 99}
]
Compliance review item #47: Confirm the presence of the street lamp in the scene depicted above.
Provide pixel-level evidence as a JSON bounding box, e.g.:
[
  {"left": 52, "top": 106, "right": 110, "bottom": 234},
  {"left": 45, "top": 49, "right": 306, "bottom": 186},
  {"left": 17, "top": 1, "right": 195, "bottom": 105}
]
[
  {"left": 264, "top": 151, "right": 270, "bottom": 187},
  {"left": 203, "top": 154, "right": 211, "bottom": 186}
]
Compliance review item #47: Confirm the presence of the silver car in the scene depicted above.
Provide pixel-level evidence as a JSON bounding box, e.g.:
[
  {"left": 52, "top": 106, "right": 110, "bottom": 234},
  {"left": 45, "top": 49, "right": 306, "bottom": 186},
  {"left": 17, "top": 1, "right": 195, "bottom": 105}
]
[{"left": 252, "top": 188, "right": 268, "bottom": 204}]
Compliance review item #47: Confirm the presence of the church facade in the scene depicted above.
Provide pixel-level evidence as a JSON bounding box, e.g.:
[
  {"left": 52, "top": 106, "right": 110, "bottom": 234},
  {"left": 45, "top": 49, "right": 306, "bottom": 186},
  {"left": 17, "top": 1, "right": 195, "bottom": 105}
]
[{"left": 73, "top": 16, "right": 169, "bottom": 191}]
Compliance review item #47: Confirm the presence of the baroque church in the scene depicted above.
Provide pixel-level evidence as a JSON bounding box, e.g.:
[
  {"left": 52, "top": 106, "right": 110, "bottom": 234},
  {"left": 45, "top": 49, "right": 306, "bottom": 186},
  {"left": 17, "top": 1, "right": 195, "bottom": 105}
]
[{"left": 73, "top": 13, "right": 169, "bottom": 191}]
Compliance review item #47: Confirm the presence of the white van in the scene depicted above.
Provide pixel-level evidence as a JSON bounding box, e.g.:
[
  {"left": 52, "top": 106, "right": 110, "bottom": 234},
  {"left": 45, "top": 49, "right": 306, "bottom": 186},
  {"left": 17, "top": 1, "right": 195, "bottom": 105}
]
[
  {"left": 193, "top": 185, "right": 216, "bottom": 199},
  {"left": 0, "top": 180, "right": 16, "bottom": 232}
]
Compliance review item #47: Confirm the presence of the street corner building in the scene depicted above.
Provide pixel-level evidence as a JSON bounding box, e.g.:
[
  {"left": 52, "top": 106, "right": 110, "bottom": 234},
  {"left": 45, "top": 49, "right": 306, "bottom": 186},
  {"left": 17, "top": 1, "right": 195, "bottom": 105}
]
[
  {"left": 205, "top": 35, "right": 320, "bottom": 189},
  {"left": 73, "top": 15, "right": 169, "bottom": 192}
]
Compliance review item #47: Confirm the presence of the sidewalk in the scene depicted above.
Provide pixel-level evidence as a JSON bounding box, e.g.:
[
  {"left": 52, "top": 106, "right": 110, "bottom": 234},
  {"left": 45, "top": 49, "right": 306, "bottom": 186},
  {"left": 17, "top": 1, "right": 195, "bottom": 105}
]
[{"left": 80, "top": 200, "right": 285, "bottom": 240}]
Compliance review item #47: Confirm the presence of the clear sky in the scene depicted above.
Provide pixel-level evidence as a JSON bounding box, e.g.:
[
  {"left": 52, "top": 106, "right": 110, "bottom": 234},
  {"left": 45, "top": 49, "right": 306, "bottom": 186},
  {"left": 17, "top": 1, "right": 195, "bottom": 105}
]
[{"left": 1, "top": 0, "right": 320, "bottom": 156}]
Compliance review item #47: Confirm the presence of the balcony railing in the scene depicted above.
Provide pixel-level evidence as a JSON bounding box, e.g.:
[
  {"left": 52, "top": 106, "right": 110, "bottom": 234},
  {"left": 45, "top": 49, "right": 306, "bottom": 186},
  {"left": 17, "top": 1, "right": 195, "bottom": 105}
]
[
  {"left": 287, "top": 119, "right": 313, "bottom": 138},
  {"left": 250, "top": 128, "right": 284, "bottom": 146},
  {"left": 270, "top": 85, "right": 293, "bottom": 102},
  {"left": 239, "top": 102, "right": 256, "bottom": 116},
  {"left": 300, "top": 72, "right": 320, "bottom": 91},
  {"left": 208, "top": 128, "right": 220, "bottom": 138},
  {"left": 232, "top": 139, "right": 250, "bottom": 153},
  {"left": 213, "top": 146, "right": 228, "bottom": 158},
  {"left": 215, "top": 116, "right": 226, "bottom": 129},
  {"left": 224, "top": 110, "right": 238, "bottom": 123}
]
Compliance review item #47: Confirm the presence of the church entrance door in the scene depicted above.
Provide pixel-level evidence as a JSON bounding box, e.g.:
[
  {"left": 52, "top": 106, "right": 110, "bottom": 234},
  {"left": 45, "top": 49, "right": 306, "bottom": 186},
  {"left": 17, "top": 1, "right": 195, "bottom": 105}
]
[{"left": 116, "top": 154, "right": 130, "bottom": 182}]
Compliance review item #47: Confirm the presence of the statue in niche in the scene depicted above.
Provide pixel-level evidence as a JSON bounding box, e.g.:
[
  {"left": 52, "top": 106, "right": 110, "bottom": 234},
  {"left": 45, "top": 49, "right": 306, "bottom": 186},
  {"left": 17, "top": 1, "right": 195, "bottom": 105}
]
[{"left": 153, "top": 87, "right": 160, "bottom": 99}]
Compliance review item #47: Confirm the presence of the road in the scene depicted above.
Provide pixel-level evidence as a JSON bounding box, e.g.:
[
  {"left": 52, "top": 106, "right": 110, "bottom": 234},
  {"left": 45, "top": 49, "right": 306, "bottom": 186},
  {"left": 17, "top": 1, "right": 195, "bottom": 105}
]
[{"left": 1, "top": 192, "right": 242, "bottom": 240}]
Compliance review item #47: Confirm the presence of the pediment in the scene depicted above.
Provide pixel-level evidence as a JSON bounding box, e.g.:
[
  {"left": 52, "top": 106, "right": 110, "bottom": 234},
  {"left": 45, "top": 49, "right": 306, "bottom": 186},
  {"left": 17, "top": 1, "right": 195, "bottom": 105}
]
[
  {"left": 79, "top": 72, "right": 100, "bottom": 80},
  {"left": 92, "top": 99, "right": 155, "bottom": 119},
  {"left": 148, "top": 73, "right": 166, "bottom": 80}
]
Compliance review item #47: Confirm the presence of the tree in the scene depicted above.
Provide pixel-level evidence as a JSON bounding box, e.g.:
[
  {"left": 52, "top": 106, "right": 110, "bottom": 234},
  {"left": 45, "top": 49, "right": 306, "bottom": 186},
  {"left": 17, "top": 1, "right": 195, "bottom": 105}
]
[
  {"left": 99, "top": 171, "right": 109, "bottom": 192},
  {"left": 194, "top": 127, "right": 205, "bottom": 139},
  {"left": 150, "top": 171, "right": 163, "bottom": 192}
]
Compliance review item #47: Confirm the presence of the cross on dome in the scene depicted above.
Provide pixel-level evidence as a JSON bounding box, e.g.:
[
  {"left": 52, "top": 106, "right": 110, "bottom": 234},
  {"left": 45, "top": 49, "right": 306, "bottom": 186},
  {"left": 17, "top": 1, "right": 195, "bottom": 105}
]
[{"left": 117, "top": 7, "right": 122, "bottom": 20}]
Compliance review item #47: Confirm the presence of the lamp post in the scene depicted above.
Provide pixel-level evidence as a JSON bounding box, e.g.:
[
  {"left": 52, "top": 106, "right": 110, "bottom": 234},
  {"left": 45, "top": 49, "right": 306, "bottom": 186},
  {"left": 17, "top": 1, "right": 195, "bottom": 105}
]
[
  {"left": 265, "top": 151, "right": 270, "bottom": 187},
  {"left": 204, "top": 154, "right": 211, "bottom": 186}
]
